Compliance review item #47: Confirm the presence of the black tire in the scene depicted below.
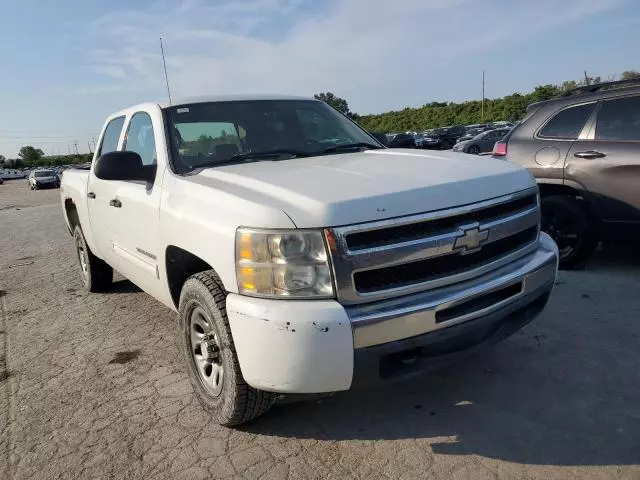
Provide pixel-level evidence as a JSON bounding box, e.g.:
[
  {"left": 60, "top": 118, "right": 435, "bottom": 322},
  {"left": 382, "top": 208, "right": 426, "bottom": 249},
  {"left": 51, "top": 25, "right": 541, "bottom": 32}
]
[
  {"left": 541, "top": 195, "right": 598, "bottom": 269},
  {"left": 441, "top": 139, "right": 453, "bottom": 150},
  {"left": 178, "top": 271, "right": 274, "bottom": 426},
  {"left": 468, "top": 145, "right": 481, "bottom": 155},
  {"left": 73, "top": 226, "right": 113, "bottom": 292}
]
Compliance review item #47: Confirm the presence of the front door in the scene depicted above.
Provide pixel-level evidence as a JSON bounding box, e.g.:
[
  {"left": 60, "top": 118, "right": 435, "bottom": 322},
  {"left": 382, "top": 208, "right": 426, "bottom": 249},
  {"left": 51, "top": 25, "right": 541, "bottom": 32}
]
[
  {"left": 566, "top": 94, "right": 640, "bottom": 223},
  {"left": 107, "top": 111, "right": 165, "bottom": 298}
]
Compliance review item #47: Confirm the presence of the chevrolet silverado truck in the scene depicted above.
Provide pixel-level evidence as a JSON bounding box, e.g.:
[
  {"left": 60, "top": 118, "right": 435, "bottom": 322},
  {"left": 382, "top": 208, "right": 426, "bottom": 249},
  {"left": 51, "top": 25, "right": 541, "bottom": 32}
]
[{"left": 61, "top": 95, "right": 559, "bottom": 426}]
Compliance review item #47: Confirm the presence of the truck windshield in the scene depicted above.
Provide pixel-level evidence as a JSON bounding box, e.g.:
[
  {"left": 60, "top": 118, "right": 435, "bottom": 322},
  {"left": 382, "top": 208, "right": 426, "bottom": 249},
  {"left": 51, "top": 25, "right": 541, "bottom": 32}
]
[{"left": 164, "top": 99, "right": 382, "bottom": 172}]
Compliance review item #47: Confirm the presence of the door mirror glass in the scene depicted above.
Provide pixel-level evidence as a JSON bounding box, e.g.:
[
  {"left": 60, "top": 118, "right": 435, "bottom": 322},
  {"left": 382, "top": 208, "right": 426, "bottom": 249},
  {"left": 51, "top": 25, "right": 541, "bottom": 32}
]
[{"left": 94, "top": 151, "right": 156, "bottom": 182}]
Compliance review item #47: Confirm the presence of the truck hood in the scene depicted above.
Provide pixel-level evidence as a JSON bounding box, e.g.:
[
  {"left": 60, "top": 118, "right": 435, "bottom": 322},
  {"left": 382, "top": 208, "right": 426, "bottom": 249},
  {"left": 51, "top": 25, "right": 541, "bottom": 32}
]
[{"left": 193, "top": 149, "right": 535, "bottom": 228}]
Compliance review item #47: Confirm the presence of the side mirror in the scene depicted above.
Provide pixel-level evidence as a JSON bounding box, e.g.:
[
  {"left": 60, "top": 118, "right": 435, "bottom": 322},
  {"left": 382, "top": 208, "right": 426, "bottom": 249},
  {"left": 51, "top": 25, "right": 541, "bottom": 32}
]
[{"left": 94, "top": 151, "right": 156, "bottom": 182}]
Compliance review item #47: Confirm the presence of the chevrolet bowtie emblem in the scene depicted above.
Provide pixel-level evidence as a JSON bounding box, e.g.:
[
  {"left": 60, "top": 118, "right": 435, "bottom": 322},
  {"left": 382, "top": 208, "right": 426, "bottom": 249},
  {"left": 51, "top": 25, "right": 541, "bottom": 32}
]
[{"left": 454, "top": 225, "right": 489, "bottom": 253}]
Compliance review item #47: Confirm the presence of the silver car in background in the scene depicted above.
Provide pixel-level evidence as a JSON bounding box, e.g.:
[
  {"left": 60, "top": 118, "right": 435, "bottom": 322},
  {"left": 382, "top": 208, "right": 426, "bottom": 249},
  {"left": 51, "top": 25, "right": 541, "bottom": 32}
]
[{"left": 28, "top": 169, "right": 60, "bottom": 189}]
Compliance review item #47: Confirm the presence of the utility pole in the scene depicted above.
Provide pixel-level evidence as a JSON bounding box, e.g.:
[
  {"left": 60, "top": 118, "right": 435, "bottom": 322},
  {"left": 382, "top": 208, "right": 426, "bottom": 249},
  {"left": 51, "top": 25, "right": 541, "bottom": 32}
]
[
  {"left": 481, "top": 70, "right": 485, "bottom": 121},
  {"left": 68, "top": 144, "right": 71, "bottom": 155},
  {"left": 73, "top": 140, "right": 79, "bottom": 155},
  {"left": 584, "top": 70, "right": 590, "bottom": 85},
  {"left": 160, "top": 37, "right": 172, "bottom": 105},
  {"left": 88, "top": 141, "right": 93, "bottom": 154}
]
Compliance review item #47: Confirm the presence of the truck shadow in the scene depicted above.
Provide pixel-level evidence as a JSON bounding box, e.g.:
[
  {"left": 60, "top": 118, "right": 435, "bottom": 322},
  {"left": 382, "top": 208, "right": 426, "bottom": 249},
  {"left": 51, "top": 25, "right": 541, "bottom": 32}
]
[
  {"left": 109, "top": 279, "right": 142, "bottom": 294},
  {"left": 242, "top": 332, "right": 640, "bottom": 467}
]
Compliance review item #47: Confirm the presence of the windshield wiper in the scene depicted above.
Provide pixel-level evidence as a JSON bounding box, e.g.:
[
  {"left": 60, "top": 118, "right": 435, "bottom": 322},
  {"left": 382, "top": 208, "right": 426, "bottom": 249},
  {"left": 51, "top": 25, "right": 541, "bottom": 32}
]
[
  {"left": 319, "top": 142, "right": 384, "bottom": 154},
  {"left": 197, "top": 149, "right": 311, "bottom": 168}
]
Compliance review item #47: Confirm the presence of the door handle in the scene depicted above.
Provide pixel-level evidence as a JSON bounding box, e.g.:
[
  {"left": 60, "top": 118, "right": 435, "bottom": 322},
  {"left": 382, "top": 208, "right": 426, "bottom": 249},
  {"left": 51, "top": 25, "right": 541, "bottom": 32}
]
[
  {"left": 109, "top": 199, "right": 122, "bottom": 208},
  {"left": 574, "top": 150, "right": 606, "bottom": 159},
  {"left": 87, "top": 192, "right": 96, "bottom": 199}
]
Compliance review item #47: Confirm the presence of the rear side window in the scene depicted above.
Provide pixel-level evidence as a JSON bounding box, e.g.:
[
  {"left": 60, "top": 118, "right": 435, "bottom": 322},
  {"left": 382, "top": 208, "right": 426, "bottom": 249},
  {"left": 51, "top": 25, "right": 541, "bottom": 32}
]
[
  {"left": 98, "top": 116, "right": 125, "bottom": 155},
  {"left": 538, "top": 103, "right": 595, "bottom": 139},
  {"left": 595, "top": 96, "right": 640, "bottom": 142}
]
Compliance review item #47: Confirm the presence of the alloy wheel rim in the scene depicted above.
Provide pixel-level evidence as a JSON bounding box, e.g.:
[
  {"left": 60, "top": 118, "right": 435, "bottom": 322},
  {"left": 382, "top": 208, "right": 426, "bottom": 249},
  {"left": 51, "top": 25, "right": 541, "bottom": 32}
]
[
  {"left": 542, "top": 211, "right": 579, "bottom": 259},
  {"left": 189, "top": 306, "right": 224, "bottom": 396}
]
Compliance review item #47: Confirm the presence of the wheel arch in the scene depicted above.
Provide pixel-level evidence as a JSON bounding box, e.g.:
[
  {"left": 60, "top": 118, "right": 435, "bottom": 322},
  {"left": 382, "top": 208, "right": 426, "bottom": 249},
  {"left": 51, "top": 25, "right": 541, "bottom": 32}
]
[
  {"left": 165, "top": 245, "right": 220, "bottom": 310},
  {"left": 64, "top": 198, "right": 80, "bottom": 235},
  {"left": 536, "top": 180, "right": 601, "bottom": 222}
]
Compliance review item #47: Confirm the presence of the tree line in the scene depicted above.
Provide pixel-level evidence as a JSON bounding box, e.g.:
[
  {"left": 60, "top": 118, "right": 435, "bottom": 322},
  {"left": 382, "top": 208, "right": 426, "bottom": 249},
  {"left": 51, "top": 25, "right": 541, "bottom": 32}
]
[
  {"left": 2, "top": 70, "right": 638, "bottom": 169},
  {"left": 316, "top": 70, "right": 640, "bottom": 133},
  {"left": 0, "top": 146, "right": 92, "bottom": 169}
]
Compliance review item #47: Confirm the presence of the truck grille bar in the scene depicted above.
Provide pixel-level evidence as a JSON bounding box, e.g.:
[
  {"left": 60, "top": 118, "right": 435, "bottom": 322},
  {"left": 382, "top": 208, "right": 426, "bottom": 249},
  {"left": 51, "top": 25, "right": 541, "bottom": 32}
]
[{"left": 328, "top": 188, "right": 540, "bottom": 305}]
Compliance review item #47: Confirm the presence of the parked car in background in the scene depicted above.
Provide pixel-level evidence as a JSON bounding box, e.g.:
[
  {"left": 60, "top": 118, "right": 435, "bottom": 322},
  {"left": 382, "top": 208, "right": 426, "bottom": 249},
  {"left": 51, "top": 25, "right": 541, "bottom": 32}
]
[
  {"left": 28, "top": 169, "right": 60, "bottom": 189},
  {"left": 454, "top": 128, "right": 511, "bottom": 154},
  {"left": 417, "top": 125, "right": 465, "bottom": 150},
  {"left": 368, "top": 131, "right": 389, "bottom": 146},
  {"left": 61, "top": 94, "right": 557, "bottom": 426},
  {"left": 494, "top": 79, "right": 640, "bottom": 268},
  {"left": 386, "top": 132, "right": 416, "bottom": 148}
]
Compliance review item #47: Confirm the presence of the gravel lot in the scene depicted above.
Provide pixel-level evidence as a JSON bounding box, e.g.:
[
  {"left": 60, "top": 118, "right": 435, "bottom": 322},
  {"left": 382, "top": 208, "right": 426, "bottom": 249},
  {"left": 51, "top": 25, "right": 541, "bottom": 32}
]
[{"left": 1, "top": 178, "right": 639, "bottom": 479}]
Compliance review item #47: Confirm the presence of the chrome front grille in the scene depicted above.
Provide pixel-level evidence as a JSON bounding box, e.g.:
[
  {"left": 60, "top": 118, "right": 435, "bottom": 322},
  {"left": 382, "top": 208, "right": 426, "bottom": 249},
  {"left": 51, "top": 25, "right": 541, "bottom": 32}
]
[{"left": 329, "top": 188, "right": 540, "bottom": 305}]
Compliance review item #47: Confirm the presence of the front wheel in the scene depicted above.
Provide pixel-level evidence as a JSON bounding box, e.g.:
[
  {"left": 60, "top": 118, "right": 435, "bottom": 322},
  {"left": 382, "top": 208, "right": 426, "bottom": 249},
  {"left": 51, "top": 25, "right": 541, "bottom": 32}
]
[
  {"left": 178, "top": 271, "right": 274, "bottom": 426},
  {"left": 541, "top": 196, "right": 598, "bottom": 269}
]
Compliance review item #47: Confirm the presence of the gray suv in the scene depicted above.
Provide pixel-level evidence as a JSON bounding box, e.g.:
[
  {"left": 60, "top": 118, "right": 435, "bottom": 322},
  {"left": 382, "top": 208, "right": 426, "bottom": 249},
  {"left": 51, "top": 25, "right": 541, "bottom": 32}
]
[{"left": 493, "top": 79, "right": 640, "bottom": 268}]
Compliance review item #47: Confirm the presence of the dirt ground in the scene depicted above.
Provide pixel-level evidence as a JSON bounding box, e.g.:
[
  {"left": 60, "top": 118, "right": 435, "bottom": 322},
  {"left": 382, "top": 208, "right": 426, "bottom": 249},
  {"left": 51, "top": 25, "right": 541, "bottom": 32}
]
[{"left": 0, "top": 178, "right": 639, "bottom": 479}]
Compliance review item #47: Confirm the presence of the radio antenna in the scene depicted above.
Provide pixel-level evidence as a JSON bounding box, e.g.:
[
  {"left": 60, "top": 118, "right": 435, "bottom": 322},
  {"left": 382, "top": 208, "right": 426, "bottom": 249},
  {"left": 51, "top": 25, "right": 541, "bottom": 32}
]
[{"left": 160, "top": 37, "right": 172, "bottom": 105}]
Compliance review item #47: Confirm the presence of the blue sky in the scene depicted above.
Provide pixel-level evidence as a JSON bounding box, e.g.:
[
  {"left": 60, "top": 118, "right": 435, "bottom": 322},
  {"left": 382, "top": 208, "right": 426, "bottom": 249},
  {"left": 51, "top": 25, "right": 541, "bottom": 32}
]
[{"left": 0, "top": 0, "right": 639, "bottom": 157}]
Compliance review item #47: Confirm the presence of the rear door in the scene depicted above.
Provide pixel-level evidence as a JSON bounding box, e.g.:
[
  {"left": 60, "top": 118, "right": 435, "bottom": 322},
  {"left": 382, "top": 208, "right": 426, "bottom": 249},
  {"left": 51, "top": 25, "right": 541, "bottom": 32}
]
[
  {"left": 566, "top": 94, "right": 640, "bottom": 223},
  {"left": 528, "top": 101, "right": 597, "bottom": 182}
]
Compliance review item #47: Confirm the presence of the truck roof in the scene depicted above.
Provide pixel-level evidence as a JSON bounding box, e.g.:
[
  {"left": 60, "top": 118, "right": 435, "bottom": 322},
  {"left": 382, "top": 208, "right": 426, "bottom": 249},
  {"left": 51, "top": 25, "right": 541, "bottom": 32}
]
[
  {"left": 157, "top": 94, "right": 315, "bottom": 109},
  {"left": 106, "top": 94, "right": 318, "bottom": 120}
]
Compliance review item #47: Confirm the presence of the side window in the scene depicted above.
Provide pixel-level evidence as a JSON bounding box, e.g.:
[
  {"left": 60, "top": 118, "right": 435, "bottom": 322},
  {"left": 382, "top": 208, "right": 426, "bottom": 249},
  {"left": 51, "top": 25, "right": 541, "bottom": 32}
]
[
  {"left": 538, "top": 103, "right": 595, "bottom": 139},
  {"left": 595, "top": 96, "right": 640, "bottom": 142},
  {"left": 98, "top": 116, "right": 125, "bottom": 156},
  {"left": 123, "top": 112, "right": 157, "bottom": 165}
]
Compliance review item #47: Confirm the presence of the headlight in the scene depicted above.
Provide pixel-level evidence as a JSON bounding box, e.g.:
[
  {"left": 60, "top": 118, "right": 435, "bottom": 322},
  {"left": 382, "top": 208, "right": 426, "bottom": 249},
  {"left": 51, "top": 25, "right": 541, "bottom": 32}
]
[{"left": 236, "top": 229, "right": 334, "bottom": 298}]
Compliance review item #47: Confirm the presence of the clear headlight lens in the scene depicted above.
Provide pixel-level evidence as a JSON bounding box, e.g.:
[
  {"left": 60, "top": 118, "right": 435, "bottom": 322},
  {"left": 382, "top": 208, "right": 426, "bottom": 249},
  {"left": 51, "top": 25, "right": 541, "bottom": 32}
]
[{"left": 236, "top": 229, "right": 334, "bottom": 298}]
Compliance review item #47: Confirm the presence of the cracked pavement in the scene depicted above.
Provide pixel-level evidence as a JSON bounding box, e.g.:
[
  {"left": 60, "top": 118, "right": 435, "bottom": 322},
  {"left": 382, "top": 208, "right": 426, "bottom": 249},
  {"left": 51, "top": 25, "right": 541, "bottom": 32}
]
[{"left": 0, "top": 180, "right": 639, "bottom": 479}]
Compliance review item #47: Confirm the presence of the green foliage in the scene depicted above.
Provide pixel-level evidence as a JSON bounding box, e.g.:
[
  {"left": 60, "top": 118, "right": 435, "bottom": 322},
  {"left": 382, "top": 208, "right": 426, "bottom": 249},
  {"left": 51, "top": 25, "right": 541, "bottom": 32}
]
[
  {"left": 621, "top": 70, "right": 640, "bottom": 80},
  {"left": 314, "top": 92, "right": 356, "bottom": 118},
  {"left": 355, "top": 75, "right": 637, "bottom": 133},
  {"left": 18, "top": 146, "right": 45, "bottom": 163}
]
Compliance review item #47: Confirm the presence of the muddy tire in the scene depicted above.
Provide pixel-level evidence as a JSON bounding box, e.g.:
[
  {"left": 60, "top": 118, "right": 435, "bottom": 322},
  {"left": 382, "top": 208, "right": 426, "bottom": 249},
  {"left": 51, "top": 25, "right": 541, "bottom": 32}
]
[
  {"left": 178, "top": 271, "right": 274, "bottom": 426},
  {"left": 73, "top": 226, "right": 113, "bottom": 292}
]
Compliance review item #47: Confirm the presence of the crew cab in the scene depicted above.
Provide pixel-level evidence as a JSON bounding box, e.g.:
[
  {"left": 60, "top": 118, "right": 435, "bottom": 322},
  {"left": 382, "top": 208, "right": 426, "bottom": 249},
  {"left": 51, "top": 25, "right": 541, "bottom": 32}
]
[{"left": 61, "top": 95, "right": 558, "bottom": 426}]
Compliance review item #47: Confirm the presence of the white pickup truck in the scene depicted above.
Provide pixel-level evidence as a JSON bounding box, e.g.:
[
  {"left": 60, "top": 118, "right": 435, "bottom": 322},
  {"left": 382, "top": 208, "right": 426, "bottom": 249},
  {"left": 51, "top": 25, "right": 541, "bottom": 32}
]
[{"left": 61, "top": 95, "right": 558, "bottom": 426}]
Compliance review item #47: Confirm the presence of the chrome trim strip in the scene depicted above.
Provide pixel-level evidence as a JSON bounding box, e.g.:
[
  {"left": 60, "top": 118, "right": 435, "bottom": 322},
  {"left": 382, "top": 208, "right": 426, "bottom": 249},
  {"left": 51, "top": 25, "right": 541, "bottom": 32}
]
[
  {"left": 330, "top": 187, "right": 540, "bottom": 304},
  {"left": 346, "top": 206, "right": 538, "bottom": 272},
  {"left": 347, "top": 234, "right": 557, "bottom": 348}
]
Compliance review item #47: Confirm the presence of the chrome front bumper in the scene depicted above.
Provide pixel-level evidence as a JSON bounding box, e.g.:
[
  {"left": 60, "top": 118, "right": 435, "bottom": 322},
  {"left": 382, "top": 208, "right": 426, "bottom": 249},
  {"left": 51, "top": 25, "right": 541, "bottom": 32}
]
[{"left": 345, "top": 232, "right": 558, "bottom": 349}]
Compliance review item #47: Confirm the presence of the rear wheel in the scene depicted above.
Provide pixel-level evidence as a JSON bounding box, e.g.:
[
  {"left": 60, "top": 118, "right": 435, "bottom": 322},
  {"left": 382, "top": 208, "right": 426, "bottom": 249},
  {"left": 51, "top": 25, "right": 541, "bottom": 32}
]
[
  {"left": 178, "top": 271, "right": 274, "bottom": 426},
  {"left": 541, "top": 196, "right": 598, "bottom": 269},
  {"left": 441, "top": 139, "right": 453, "bottom": 150},
  {"left": 468, "top": 145, "right": 481, "bottom": 155},
  {"left": 73, "top": 226, "right": 113, "bottom": 292}
]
